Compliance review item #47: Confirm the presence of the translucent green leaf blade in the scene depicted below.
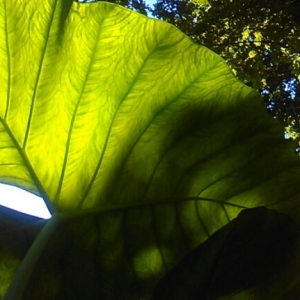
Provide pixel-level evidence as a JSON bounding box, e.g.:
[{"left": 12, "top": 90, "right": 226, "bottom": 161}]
[
  {"left": 1, "top": 0, "right": 273, "bottom": 212},
  {"left": 2, "top": 1, "right": 300, "bottom": 299}
]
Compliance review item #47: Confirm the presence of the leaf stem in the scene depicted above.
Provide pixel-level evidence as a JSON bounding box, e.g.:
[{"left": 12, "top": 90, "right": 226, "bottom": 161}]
[{"left": 3, "top": 214, "right": 61, "bottom": 300}]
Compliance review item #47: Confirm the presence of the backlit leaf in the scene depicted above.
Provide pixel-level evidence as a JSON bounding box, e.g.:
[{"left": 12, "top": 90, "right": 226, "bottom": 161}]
[
  {"left": 249, "top": 50, "right": 257, "bottom": 58},
  {"left": 254, "top": 31, "right": 263, "bottom": 46},
  {"left": 1, "top": 0, "right": 300, "bottom": 299}
]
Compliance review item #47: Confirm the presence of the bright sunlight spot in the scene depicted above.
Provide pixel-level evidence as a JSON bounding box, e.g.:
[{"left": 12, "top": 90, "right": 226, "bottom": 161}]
[{"left": 0, "top": 183, "right": 51, "bottom": 219}]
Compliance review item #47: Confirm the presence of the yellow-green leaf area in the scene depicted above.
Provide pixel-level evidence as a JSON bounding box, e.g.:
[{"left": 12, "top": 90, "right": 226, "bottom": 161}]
[
  {"left": 190, "top": 0, "right": 210, "bottom": 6},
  {"left": 0, "top": 0, "right": 298, "bottom": 223},
  {"left": 0, "top": 0, "right": 240, "bottom": 211},
  {"left": 254, "top": 31, "right": 263, "bottom": 46},
  {"left": 241, "top": 27, "right": 251, "bottom": 40},
  {"left": 248, "top": 50, "right": 257, "bottom": 58}
]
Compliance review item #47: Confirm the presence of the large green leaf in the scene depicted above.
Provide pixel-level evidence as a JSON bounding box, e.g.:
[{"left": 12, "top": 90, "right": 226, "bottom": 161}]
[{"left": 1, "top": 0, "right": 300, "bottom": 299}]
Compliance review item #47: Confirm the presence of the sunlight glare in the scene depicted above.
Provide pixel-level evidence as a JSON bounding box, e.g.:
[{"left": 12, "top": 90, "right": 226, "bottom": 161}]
[{"left": 0, "top": 183, "right": 51, "bottom": 219}]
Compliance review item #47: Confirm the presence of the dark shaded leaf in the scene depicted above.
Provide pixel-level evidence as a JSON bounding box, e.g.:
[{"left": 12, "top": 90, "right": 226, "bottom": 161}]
[{"left": 153, "top": 207, "right": 300, "bottom": 300}]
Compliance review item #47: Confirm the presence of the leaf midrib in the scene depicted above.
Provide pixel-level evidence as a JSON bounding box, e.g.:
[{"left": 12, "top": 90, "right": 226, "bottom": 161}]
[{"left": 0, "top": 118, "right": 53, "bottom": 213}]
